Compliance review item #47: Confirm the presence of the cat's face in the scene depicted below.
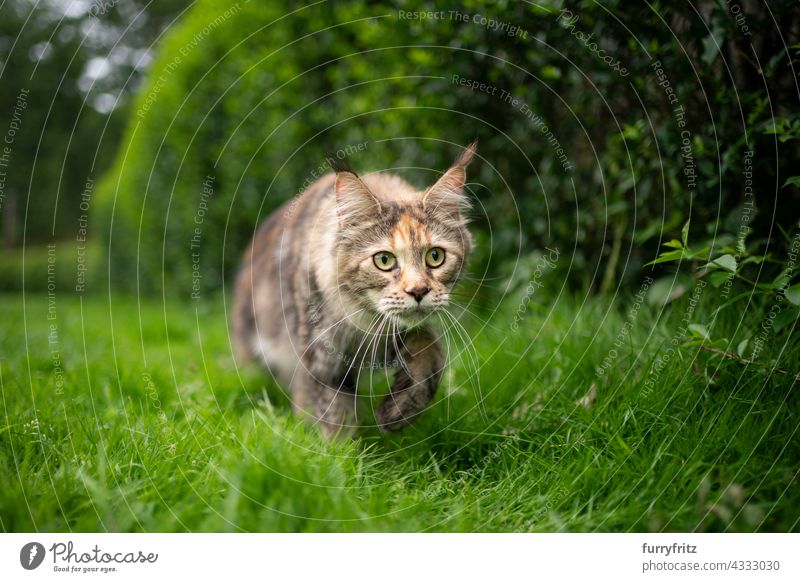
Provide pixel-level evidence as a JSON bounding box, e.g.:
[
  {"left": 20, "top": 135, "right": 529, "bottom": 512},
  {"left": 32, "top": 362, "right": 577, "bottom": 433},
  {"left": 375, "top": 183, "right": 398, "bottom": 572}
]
[
  {"left": 350, "top": 203, "right": 470, "bottom": 325},
  {"left": 334, "top": 143, "right": 476, "bottom": 327}
]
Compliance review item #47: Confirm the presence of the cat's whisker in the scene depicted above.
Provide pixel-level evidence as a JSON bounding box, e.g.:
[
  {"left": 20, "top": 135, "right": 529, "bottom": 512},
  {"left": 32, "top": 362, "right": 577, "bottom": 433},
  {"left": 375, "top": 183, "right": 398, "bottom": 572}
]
[
  {"left": 357, "top": 315, "right": 388, "bottom": 396},
  {"left": 363, "top": 318, "right": 379, "bottom": 402},
  {"left": 436, "top": 312, "right": 455, "bottom": 422},
  {"left": 368, "top": 314, "right": 393, "bottom": 376},
  {"left": 382, "top": 315, "right": 394, "bottom": 391},
  {"left": 353, "top": 314, "right": 387, "bottom": 424},
  {"left": 442, "top": 309, "right": 482, "bottom": 389},
  {"left": 447, "top": 300, "right": 503, "bottom": 333},
  {"left": 317, "top": 312, "right": 383, "bottom": 428},
  {"left": 293, "top": 307, "right": 369, "bottom": 371},
  {"left": 437, "top": 312, "right": 475, "bottom": 409},
  {"left": 440, "top": 308, "right": 488, "bottom": 422},
  {"left": 340, "top": 312, "right": 383, "bottom": 384},
  {"left": 391, "top": 320, "right": 414, "bottom": 379},
  {"left": 350, "top": 316, "right": 384, "bottom": 424}
]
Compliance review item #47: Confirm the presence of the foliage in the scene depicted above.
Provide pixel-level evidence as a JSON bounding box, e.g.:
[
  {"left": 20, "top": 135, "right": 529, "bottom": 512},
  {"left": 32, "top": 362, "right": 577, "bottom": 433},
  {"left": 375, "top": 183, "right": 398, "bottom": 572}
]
[
  {"left": 95, "top": 0, "right": 800, "bottom": 297},
  {"left": 647, "top": 84, "right": 800, "bottom": 357},
  {"left": 0, "top": 241, "right": 100, "bottom": 292},
  {"left": 0, "top": 0, "right": 189, "bottom": 248}
]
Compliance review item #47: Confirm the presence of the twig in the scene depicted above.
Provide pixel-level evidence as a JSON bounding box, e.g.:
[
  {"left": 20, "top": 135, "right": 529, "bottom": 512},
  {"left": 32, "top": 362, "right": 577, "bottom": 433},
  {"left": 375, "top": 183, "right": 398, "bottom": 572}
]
[{"left": 698, "top": 345, "right": 795, "bottom": 378}]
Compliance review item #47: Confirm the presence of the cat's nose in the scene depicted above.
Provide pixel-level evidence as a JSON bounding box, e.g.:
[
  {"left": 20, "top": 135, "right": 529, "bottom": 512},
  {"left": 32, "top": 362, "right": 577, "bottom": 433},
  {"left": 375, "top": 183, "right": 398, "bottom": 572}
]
[{"left": 405, "top": 286, "right": 430, "bottom": 303}]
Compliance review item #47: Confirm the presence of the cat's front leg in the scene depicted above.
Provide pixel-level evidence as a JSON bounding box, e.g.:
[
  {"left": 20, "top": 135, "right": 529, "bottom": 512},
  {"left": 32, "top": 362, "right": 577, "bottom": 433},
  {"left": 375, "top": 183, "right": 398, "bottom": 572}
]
[
  {"left": 292, "top": 340, "right": 357, "bottom": 440},
  {"left": 292, "top": 371, "right": 357, "bottom": 440},
  {"left": 377, "top": 326, "right": 443, "bottom": 432}
]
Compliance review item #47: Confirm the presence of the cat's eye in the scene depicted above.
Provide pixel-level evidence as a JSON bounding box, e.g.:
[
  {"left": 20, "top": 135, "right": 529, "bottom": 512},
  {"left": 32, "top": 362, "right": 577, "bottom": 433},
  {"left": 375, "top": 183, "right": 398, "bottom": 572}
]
[
  {"left": 373, "top": 251, "right": 396, "bottom": 271},
  {"left": 425, "top": 247, "right": 446, "bottom": 268}
]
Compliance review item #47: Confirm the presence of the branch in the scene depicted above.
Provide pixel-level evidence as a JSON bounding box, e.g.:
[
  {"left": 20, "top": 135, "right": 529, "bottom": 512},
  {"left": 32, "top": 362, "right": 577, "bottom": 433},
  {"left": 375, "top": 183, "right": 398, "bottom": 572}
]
[{"left": 698, "top": 345, "right": 796, "bottom": 378}]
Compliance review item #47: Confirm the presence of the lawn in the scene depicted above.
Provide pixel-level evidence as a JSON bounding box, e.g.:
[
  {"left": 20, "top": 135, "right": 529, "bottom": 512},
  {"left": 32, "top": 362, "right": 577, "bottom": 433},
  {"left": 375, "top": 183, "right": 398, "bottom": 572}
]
[{"left": 0, "top": 288, "right": 798, "bottom": 532}]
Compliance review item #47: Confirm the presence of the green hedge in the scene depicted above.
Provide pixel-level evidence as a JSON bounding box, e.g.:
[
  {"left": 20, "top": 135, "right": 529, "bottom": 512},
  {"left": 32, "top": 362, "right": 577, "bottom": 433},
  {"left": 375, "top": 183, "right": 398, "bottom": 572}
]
[
  {"left": 0, "top": 241, "right": 100, "bottom": 293},
  {"left": 96, "top": 0, "right": 799, "bottom": 297}
]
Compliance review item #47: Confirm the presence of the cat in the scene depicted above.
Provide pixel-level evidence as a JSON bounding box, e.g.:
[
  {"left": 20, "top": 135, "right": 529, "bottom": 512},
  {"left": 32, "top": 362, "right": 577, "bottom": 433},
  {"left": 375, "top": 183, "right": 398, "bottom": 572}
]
[{"left": 231, "top": 141, "right": 477, "bottom": 438}]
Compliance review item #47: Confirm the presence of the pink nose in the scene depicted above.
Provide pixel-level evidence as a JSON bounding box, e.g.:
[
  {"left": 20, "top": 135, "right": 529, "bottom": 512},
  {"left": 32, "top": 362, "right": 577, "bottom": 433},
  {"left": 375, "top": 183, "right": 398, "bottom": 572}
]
[{"left": 405, "top": 286, "right": 430, "bottom": 303}]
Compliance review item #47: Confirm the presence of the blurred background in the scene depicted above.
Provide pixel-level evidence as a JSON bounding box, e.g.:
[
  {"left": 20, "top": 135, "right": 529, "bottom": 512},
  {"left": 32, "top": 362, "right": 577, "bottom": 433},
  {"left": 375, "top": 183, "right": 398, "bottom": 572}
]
[
  {"left": 0, "top": 0, "right": 189, "bottom": 289},
  {"left": 1, "top": 0, "right": 797, "bottom": 304}
]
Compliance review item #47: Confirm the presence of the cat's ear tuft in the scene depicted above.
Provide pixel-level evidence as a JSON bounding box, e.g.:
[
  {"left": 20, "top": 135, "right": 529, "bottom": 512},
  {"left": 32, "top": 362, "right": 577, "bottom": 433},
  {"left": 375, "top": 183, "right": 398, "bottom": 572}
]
[
  {"left": 329, "top": 154, "right": 355, "bottom": 175},
  {"left": 453, "top": 139, "right": 478, "bottom": 170},
  {"left": 335, "top": 169, "right": 381, "bottom": 223},
  {"left": 423, "top": 140, "right": 477, "bottom": 222}
]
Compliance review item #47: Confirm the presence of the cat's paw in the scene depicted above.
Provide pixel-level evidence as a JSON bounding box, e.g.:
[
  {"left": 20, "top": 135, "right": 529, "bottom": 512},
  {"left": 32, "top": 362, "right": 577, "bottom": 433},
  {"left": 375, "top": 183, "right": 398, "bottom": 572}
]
[{"left": 376, "top": 400, "right": 412, "bottom": 432}]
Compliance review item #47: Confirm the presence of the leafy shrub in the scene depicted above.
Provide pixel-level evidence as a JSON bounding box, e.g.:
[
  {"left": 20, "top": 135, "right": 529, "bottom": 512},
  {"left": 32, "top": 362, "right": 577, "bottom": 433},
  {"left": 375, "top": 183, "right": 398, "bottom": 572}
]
[
  {"left": 0, "top": 241, "right": 100, "bottom": 293},
  {"left": 96, "top": 0, "right": 800, "bottom": 297}
]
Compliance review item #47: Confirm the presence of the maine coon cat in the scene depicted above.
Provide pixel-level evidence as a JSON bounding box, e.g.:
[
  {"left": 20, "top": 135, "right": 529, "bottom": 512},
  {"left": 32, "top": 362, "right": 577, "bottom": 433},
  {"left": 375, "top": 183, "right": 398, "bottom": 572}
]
[{"left": 231, "top": 142, "right": 476, "bottom": 438}]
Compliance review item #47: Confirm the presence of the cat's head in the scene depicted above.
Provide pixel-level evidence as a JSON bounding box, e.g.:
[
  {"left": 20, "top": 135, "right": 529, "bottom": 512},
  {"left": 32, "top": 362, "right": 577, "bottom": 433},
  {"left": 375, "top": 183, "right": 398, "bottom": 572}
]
[{"left": 333, "top": 141, "right": 476, "bottom": 327}]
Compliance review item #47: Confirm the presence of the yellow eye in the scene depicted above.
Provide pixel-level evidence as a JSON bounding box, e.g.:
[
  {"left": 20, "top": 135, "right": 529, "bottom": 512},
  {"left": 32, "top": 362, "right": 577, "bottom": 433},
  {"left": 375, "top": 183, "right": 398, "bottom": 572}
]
[
  {"left": 425, "top": 247, "right": 445, "bottom": 268},
  {"left": 373, "top": 251, "right": 396, "bottom": 271}
]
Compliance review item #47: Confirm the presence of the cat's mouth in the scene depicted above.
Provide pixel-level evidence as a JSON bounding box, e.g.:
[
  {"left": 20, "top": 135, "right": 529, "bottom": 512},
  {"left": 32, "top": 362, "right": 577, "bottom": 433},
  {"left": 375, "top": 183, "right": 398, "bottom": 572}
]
[
  {"left": 373, "top": 293, "right": 449, "bottom": 327},
  {"left": 381, "top": 304, "right": 440, "bottom": 327}
]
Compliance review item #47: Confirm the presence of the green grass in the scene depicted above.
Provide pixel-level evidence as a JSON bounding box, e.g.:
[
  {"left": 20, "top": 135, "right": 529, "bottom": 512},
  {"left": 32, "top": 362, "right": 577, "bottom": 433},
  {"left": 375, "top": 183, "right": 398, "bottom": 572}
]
[{"left": 0, "top": 287, "right": 798, "bottom": 532}]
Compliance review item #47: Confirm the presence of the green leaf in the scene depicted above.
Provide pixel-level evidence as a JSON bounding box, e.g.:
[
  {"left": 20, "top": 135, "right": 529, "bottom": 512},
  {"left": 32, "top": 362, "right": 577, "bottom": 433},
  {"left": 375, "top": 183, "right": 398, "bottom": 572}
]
[
  {"left": 647, "top": 277, "right": 688, "bottom": 306},
  {"left": 773, "top": 307, "right": 799, "bottom": 333},
  {"left": 782, "top": 176, "right": 800, "bottom": 188},
  {"left": 701, "top": 31, "right": 720, "bottom": 65},
  {"left": 688, "top": 323, "right": 710, "bottom": 340},
  {"left": 709, "top": 270, "right": 732, "bottom": 288},
  {"left": 704, "top": 254, "right": 737, "bottom": 273},
  {"left": 739, "top": 255, "right": 765, "bottom": 267},
  {"left": 681, "top": 219, "right": 691, "bottom": 247},
  {"left": 644, "top": 249, "right": 688, "bottom": 267},
  {"left": 736, "top": 338, "right": 749, "bottom": 358},
  {"left": 663, "top": 239, "right": 683, "bottom": 249},
  {"left": 785, "top": 283, "right": 800, "bottom": 306},
  {"left": 541, "top": 65, "right": 562, "bottom": 80},
  {"left": 771, "top": 269, "right": 791, "bottom": 289},
  {"left": 634, "top": 213, "right": 684, "bottom": 244}
]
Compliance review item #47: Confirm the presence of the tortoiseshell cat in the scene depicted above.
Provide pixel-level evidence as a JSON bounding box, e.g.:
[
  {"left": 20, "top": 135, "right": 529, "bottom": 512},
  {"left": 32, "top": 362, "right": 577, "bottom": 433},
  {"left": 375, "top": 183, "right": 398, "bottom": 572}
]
[{"left": 231, "top": 142, "right": 476, "bottom": 438}]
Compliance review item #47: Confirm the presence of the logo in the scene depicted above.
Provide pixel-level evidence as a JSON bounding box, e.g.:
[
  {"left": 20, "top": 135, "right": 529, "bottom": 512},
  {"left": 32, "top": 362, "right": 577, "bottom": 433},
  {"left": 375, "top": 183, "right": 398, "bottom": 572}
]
[{"left": 20, "top": 542, "right": 46, "bottom": 570}]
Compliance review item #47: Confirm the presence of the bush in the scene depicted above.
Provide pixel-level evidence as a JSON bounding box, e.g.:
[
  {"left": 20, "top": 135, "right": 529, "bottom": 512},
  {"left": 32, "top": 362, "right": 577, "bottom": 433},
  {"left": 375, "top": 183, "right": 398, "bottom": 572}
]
[
  {"left": 96, "top": 0, "right": 800, "bottom": 297},
  {"left": 0, "top": 241, "right": 100, "bottom": 293}
]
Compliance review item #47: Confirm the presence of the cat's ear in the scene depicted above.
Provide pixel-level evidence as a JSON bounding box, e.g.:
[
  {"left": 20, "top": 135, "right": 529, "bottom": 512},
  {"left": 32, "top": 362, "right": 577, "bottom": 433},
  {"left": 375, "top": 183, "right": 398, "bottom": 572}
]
[
  {"left": 423, "top": 140, "right": 477, "bottom": 222},
  {"left": 334, "top": 169, "right": 381, "bottom": 223}
]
